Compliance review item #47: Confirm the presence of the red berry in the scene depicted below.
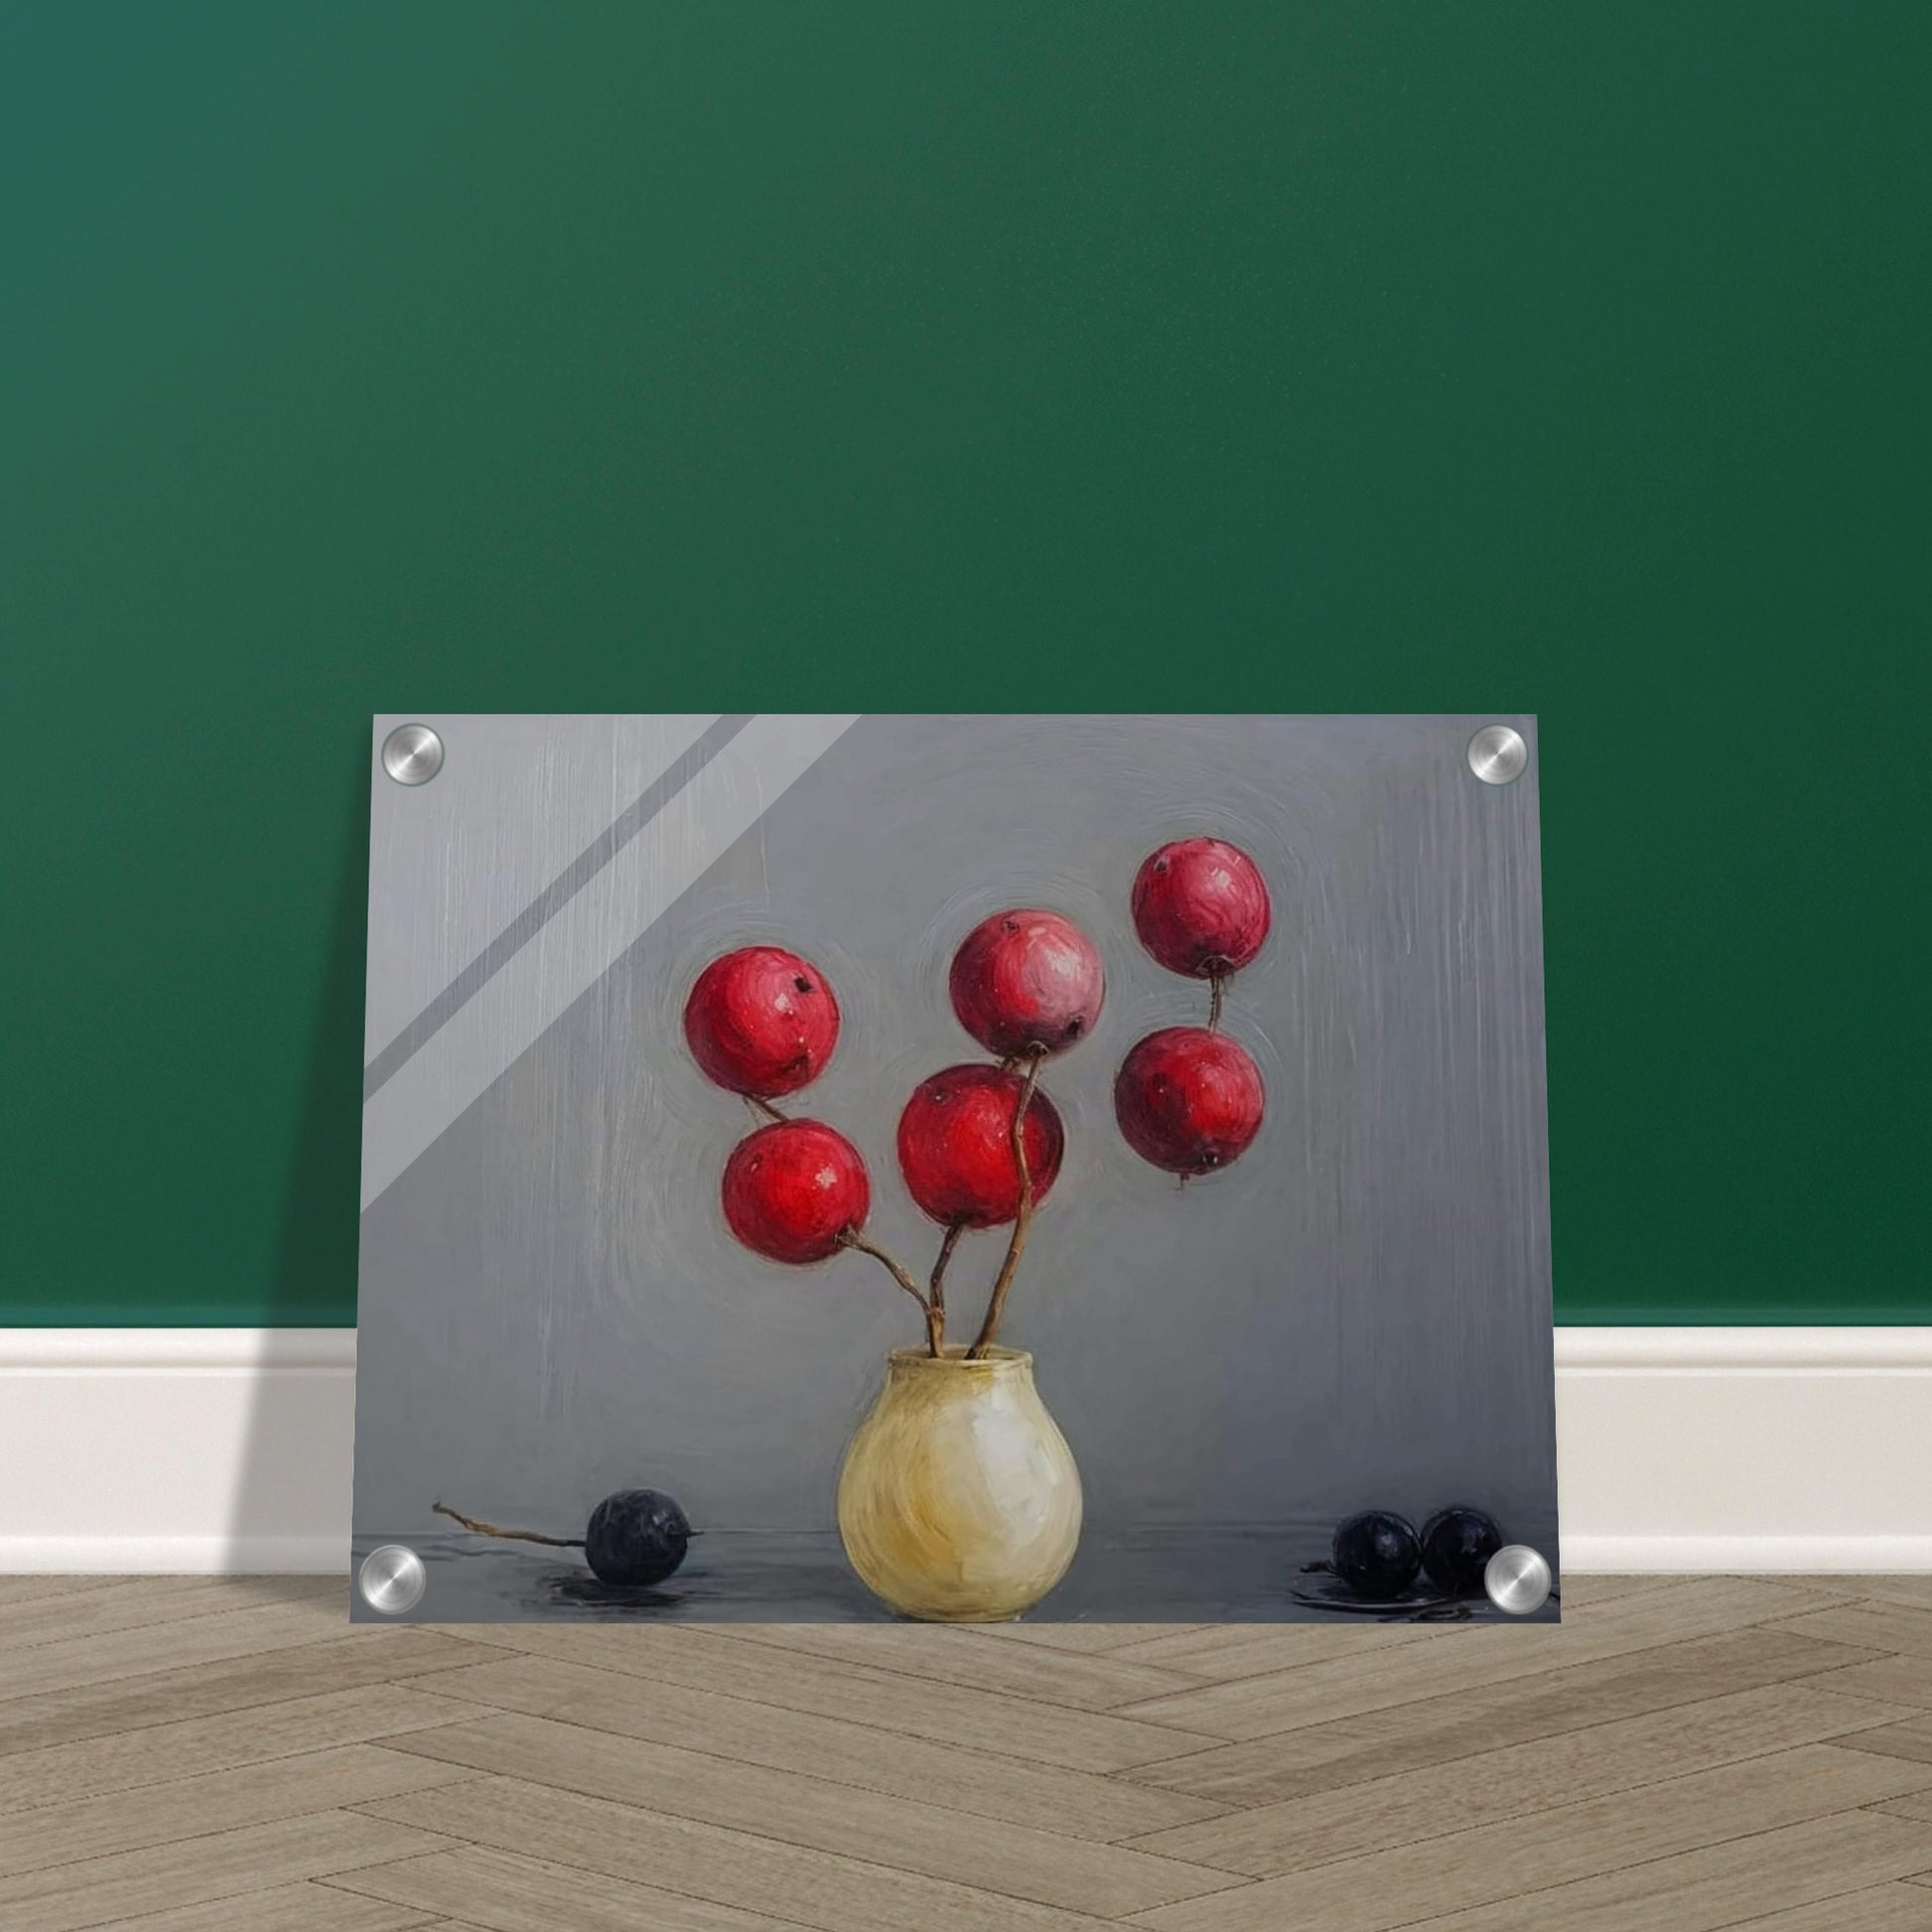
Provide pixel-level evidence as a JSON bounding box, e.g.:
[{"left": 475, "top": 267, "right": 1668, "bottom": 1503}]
[
  {"left": 1131, "top": 839, "right": 1271, "bottom": 978},
  {"left": 684, "top": 946, "right": 841, "bottom": 1097},
  {"left": 1114, "top": 1028, "right": 1265, "bottom": 1175},
  {"left": 721, "top": 1120, "right": 870, "bottom": 1264},
  {"left": 897, "top": 1064, "right": 1065, "bottom": 1228},
  {"left": 949, "top": 909, "right": 1105, "bottom": 1059}
]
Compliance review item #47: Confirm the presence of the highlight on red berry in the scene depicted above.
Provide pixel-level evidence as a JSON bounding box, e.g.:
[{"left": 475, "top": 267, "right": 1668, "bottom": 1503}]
[
  {"left": 684, "top": 945, "right": 841, "bottom": 1098},
  {"left": 948, "top": 908, "right": 1105, "bottom": 1059},
  {"left": 897, "top": 1063, "right": 1066, "bottom": 1229},
  {"left": 1131, "top": 839, "right": 1272, "bottom": 979},
  {"left": 1114, "top": 1026, "right": 1266, "bottom": 1175},
  {"left": 721, "top": 1119, "right": 870, "bottom": 1264}
]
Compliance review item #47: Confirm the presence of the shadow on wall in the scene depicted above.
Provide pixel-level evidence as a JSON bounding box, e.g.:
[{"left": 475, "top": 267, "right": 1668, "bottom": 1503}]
[{"left": 225, "top": 736, "right": 367, "bottom": 1587}]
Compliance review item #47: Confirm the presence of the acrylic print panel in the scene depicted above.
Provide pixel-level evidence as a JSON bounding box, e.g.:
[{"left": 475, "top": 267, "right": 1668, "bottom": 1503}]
[{"left": 350, "top": 715, "right": 1558, "bottom": 1624}]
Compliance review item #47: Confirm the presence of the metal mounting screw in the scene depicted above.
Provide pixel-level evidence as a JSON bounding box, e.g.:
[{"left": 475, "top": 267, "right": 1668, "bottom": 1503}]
[
  {"left": 1466, "top": 725, "right": 1528, "bottom": 786},
  {"left": 1484, "top": 1544, "right": 1553, "bottom": 1615},
  {"left": 358, "top": 1544, "right": 427, "bottom": 1614},
  {"left": 381, "top": 724, "right": 444, "bottom": 786}
]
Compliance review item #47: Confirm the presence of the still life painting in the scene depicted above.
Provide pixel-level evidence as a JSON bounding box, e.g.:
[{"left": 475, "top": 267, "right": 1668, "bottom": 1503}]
[{"left": 350, "top": 714, "right": 1558, "bottom": 1623}]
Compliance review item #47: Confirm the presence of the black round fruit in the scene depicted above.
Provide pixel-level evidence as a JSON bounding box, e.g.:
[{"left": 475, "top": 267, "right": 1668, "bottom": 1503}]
[
  {"left": 1331, "top": 1510, "right": 1422, "bottom": 1599},
  {"left": 1419, "top": 1505, "right": 1504, "bottom": 1598},
  {"left": 584, "top": 1488, "right": 692, "bottom": 1587}
]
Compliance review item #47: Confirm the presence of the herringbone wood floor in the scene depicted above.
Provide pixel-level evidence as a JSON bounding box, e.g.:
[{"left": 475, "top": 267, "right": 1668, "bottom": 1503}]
[{"left": 3, "top": 1576, "right": 1932, "bottom": 1929}]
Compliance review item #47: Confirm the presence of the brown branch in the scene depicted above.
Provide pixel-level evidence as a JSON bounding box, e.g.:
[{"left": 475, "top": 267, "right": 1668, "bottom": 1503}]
[
  {"left": 927, "top": 1220, "right": 966, "bottom": 1359},
  {"left": 433, "top": 1499, "right": 584, "bottom": 1549},
  {"left": 839, "top": 1229, "right": 944, "bottom": 1355},
  {"left": 838, "top": 1229, "right": 926, "bottom": 1305},
  {"left": 1207, "top": 970, "right": 1225, "bottom": 1033},
  {"left": 968, "top": 1048, "right": 1043, "bottom": 1357},
  {"left": 748, "top": 1095, "right": 790, "bottom": 1125},
  {"left": 929, "top": 1219, "right": 966, "bottom": 1320}
]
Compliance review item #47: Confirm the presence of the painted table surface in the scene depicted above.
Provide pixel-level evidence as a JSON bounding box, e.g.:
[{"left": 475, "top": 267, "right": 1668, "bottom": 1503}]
[{"left": 348, "top": 1528, "right": 1561, "bottom": 1626}]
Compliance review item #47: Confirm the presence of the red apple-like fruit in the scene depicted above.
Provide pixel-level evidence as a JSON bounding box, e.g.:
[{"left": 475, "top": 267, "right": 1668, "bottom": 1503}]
[
  {"left": 684, "top": 946, "right": 841, "bottom": 1097},
  {"left": 949, "top": 909, "right": 1105, "bottom": 1059},
  {"left": 721, "top": 1120, "right": 870, "bottom": 1264},
  {"left": 1131, "top": 839, "right": 1271, "bottom": 978},
  {"left": 1114, "top": 1027, "right": 1265, "bottom": 1175},
  {"left": 897, "top": 1064, "right": 1065, "bottom": 1228}
]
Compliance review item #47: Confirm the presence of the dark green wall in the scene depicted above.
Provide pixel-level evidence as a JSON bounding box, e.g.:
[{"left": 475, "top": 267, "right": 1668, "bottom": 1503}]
[{"left": 4, "top": 5, "right": 1926, "bottom": 1326}]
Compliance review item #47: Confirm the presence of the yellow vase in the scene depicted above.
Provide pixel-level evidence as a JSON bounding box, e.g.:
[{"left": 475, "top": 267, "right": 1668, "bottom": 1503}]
[{"left": 836, "top": 1344, "right": 1082, "bottom": 1622}]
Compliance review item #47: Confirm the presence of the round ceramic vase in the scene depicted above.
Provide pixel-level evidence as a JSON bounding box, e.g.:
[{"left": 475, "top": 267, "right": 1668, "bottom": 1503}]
[{"left": 836, "top": 1345, "right": 1082, "bottom": 1622}]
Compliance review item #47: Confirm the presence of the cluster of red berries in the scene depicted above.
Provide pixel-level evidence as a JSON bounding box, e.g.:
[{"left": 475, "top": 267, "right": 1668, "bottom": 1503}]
[
  {"left": 1116, "top": 838, "right": 1270, "bottom": 1175},
  {"left": 680, "top": 837, "right": 1270, "bottom": 1353}
]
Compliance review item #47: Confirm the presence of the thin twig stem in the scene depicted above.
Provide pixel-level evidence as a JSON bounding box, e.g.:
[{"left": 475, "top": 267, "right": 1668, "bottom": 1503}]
[
  {"left": 968, "top": 1047, "right": 1043, "bottom": 1357},
  {"left": 748, "top": 1095, "right": 789, "bottom": 1125},
  {"left": 1207, "top": 971, "right": 1225, "bottom": 1032},
  {"left": 433, "top": 1499, "right": 584, "bottom": 1549},
  {"left": 838, "top": 1229, "right": 942, "bottom": 1353},
  {"left": 927, "top": 1220, "right": 966, "bottom": 1359},
  {"left": 838, "top": 1230, "right": 926, "bottom": 1305}
]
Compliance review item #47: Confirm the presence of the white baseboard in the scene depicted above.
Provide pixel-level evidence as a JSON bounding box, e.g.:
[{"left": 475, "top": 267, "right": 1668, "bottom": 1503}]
[
  {"left": 1554, "top": 1326, "right": 1932, "bottom": 1575},
  {"left": 1, "top": 1327, "right": 1927, "bottom": 1575},
  {"left": 0, "top": 1329, "right": 357, "bottom": 1577}
]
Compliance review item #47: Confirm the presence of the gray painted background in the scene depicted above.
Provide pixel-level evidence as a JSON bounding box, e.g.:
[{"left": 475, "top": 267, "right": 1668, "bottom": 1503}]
[{"left": 352, "top": 715, "right": 1556, "bottom": 1554}]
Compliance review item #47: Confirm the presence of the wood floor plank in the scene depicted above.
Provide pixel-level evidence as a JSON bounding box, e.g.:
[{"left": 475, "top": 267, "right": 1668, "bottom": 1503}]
[
  {"left": 1338, "top": 1813, "right": 1932, "bottom": 1932},
  {"left": 1872, "top": 1786, "right": 1932, "bottom": 1822},
  {"left": 1109, "top": 1621, "right": 1442, "bottom": 1680},
  {"left": 1725, "top": 1883, "right": 1932, "bottom": 1929},
  {"left": 3, "top": 1570, "right": 1927, "bottom": 1929},
  {"left": 103, "top": 1881, "right": 443, "bottom": 1930},
  {"left": 0, "top": 1742, "right": 474, "bottom": 1876},
  {"left": 1113, "top": 1584, "right": 1691, "bottom": 1679},
  {"left": 0, "top": 1812, "right": 458, "bottom": 1932},
  {"left": 1769, "top": 1600, "right": 1932, "bottom": 1660},
  {"left": 1556, "top": 1577, "right": 1686, "bottom": 1607},
  {"left": 1837, "top": 1712, "right": 1932, "bottom": 1766},
  {"left": 461, "top": 1623, "right": 1214, "bottom": 1771},
  {"left": 982, "top": 1624, "right": 1217, "bottom": 1653},
  {"left": 1127, "top": 1744, "right": 1932, "bottom": 1932},
  {"left": 0, "top": 1628, "right": 484, "bottom": 1757},
  {"left": 407, "top": 1649, "right": 1228, "bottom": 1840},
  {"left": 0, "top": 1578, "right": 101, "bottom": 1609},
  {"left": 1114, "top": 1579, "right": 1850, "bottom": 1742},
  {"left": 1850, "top": 1579, "right": 1932, "bottom": 1613},
  {"left": 0, "top": 1577, "right": 333, "bottom": 1653},
  {"left": 1808, "top": 1653, "right": 1932, "bottom": 1711},
  {"left": 1124, "top": 1681, "right": 1909, "bottom": 1875},
  {"left": 385, "top": 1710, "right": 1244, "bottom": 1915},
  {"left": 0, "top": 1684, "right": 474, "bottom": 1814},
  {"left": 1119, "top": 1627, "right": 1880, "bottom": 1805},
  {"left": 361, "top": 1774, "right": 1125, "bottom": 1932},
  {"left": 329, "top": 1843, "right": 904, "bottom": 1932},
  {"left": 0, "top": 1594, "right": 370, "bottom": 1703},
  {"left": 701, "top": 1621, "right": 1208, "bottom": 1709}
]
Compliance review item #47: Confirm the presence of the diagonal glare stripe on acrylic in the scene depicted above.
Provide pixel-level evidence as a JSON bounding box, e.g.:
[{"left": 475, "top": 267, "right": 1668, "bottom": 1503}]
[
  {"left": 358, "top": 713, "right": 862, "bottom": 1211},
  {"left": 362, "top": 713, "right": 756, "bottom": 1101}
]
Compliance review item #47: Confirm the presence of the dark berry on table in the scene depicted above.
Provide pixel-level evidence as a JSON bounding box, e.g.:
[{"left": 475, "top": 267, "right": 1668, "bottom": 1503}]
[
  {"left": 585, "top": 1488, "right": 692, "bottom": 1587},
  {"left": 1331, "top": 1509, "right": 1422, "bottom": 1599},
  {"left": 1419, "top": 1505, "right": 1504, "bottom": 1598}
]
